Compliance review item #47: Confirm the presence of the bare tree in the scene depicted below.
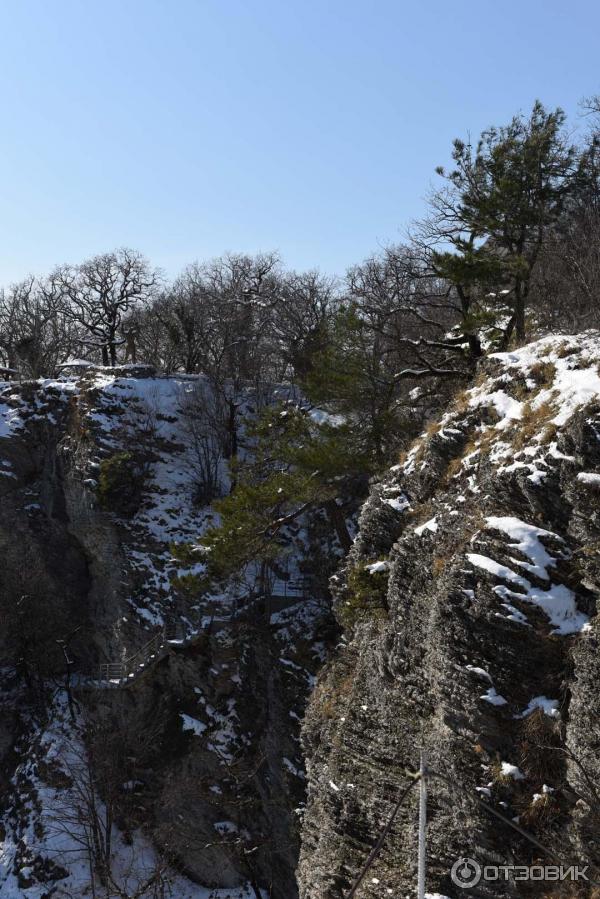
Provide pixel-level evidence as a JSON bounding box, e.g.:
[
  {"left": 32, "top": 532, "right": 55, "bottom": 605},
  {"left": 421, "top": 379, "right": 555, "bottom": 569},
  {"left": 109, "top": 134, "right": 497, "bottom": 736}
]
[
  {"left": 529, "top": 105, "right": 600, "bottom": 331},
  {"left": 0, "top": 277, "right": 77, "bottom": 376},
  {"left": 153, "top": 253, "right": 284, "bottom": 457},
  {"left": 270, "top": 270, "right": 336, "bottom": 381},
  {"left": 348, "top": 244, "right": 470, "bottom": 381},
  {"left": 178, "top": 380, "right": 226, "bottom": 504},
  {"left": 44, "top": 249, "right": 159, "bottom": 367},
  {"left": 46, "top": 708, "right": 169, "bottom": 899}
]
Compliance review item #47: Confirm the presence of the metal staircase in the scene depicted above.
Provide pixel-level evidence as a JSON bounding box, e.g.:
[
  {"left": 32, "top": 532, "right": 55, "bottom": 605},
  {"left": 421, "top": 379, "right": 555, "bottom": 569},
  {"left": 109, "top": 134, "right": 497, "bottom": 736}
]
[
  {"left": 80, "top": 576, "right": 316, "bottom": 689},
  {"left": 85, "top": 619, "right": 187, "bottom": 688}
]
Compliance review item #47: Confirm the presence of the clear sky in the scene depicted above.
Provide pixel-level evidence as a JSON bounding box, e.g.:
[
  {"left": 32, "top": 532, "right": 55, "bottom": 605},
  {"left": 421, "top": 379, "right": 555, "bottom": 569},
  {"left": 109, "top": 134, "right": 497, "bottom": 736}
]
[{"left": 0, "top": 0, "right": 598, "bottom": 284}]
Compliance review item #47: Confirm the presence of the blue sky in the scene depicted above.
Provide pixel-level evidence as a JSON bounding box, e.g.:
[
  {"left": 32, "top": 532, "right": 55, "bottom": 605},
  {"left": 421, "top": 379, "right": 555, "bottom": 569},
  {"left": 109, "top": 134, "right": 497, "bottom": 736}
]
[{"left": 0, "top": 0, "right": 598, "bottom": 283}]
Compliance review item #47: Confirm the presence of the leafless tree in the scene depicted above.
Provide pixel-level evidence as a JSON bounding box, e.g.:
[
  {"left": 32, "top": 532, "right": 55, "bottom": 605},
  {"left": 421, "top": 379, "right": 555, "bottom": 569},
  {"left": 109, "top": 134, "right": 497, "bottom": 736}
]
[
  {"left": 529, "top": 106, "right": 600, "bottom": 331},
  {"left": 0, "top": 277, "right": 77, "bottom": 376},
  {"left": 531, "top": 207, "right": 600, "bottom": 330},
  {"left": 343, "top": 244, "right": 464, "bottom": 444},
  {"left": 155, "top": 253, "right": 284, "bottom": 456},
  {"left": 270, "top": 270, "right": 337, "bottom": 381},
  {"left": 178, "top": 380, "right": 227, "bottom": 504},
  {"left": 46, "top": 707, "right": 169, "bottom": 899},
  {"left": 44, "top": 249, "right": 159, "bottom": 367}
]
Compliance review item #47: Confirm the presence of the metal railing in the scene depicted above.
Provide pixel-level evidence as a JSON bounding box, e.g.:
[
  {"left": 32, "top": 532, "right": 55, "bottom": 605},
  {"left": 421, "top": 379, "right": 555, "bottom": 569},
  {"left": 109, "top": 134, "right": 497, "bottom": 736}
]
[
  {"left": 93, "top": 621, "right": 181, "bottom": 685},
  {"left": 266, "top": 575, "right": 315, "bottom": 600}
]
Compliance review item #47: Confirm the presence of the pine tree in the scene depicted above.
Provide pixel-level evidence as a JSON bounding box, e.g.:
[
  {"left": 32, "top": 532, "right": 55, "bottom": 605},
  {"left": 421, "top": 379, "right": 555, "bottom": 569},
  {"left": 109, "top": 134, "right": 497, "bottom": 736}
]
[
  {"left": 423, "top": 101, "right": 576, "bottom": 346},
  {"left": 173, "top": 401, "right": 367, "bottom": 590}
]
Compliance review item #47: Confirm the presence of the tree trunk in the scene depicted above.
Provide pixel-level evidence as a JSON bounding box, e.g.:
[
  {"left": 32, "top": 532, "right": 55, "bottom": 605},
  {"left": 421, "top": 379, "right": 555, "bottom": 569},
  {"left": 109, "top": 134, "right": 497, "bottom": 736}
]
[
  {"left": 467, "top": 332, "right": 482, "bottom": 361},
  {"left": 227, "top": 400, "right": 238, "bottom": 459},
  {"left": 325, "top": 499, "right": 352, "bottom": 553},
  {"left": 515, "top": 280, "right": 526, "bottom": 343}
]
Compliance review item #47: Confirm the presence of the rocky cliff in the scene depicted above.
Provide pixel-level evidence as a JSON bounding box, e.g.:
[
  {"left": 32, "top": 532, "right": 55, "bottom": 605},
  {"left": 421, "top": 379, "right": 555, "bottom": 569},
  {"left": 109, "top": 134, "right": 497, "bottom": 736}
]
[
  {"left": 298, "top": 333, "right": 600, "bottom": 898},
  {"left": 3, "top": 333, "right": 600, "bottom": 899},
  {"left": 0, "top": 369, "right": 332, "bottom": 899}
]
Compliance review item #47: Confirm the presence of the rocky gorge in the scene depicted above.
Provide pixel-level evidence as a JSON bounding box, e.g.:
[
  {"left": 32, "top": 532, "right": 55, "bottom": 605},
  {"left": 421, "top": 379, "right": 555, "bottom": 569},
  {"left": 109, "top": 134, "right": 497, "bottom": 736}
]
[{"left": 2, "top": 334, "right": 600, "bottom": 898}]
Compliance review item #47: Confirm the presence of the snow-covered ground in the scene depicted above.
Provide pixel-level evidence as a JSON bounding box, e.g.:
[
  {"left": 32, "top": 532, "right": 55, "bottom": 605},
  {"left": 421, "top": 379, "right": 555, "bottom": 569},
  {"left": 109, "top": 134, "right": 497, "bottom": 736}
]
[{"left": 0, "top": 696, "right": 268, "bottom": 899}]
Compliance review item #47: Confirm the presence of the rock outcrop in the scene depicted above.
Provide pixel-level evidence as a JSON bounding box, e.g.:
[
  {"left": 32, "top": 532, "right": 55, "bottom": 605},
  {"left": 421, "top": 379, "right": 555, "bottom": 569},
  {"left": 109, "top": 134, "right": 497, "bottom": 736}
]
[
  {"left": 0, "top": 372, "right": 331, "bottom": 899},
  {"left": 299, "top": 333, "right": 600, "bottom": 898},
  {"left": 4, "top": 333, "right": 600, "bottom": 899}
]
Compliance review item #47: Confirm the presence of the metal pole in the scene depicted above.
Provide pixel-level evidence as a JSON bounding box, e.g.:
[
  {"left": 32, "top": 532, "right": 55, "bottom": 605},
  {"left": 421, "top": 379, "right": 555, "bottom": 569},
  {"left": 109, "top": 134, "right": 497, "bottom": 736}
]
[{"left": 417, "top": 751, "right": 427, "bottom": 899}]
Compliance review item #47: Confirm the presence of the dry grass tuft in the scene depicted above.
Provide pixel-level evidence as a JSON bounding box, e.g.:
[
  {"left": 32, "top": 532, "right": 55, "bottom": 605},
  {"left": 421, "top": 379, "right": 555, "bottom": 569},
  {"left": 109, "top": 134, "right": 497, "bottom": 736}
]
[
  {"left": 425, "top": 420, "right": 443, "bottom": 438},
  {"left": 431, "top": 557, "right": 446, "bottom": 577},
  {"left": 511, "top": 400, "right": 557, "bottom": 450},
  {"left": 556, "top": 342, "right": 582, "bottom": 359},
  {"left": 452, "top": 389, "right": 472, "bottom": 415},
  {"left": 519, "top": 790, "right": 558, "bottom": 829},
  {"left": 443, "top": 456, "right": 465, "bottom": 483},
  {"left": 313, "top": 672, "right": 355, "bottom": 720},
  {"left": 518, "top": 708, "right": 562, "bottom": 783},
  {"left": 529, "top": 360, "right": 557, "bottom": 388}
]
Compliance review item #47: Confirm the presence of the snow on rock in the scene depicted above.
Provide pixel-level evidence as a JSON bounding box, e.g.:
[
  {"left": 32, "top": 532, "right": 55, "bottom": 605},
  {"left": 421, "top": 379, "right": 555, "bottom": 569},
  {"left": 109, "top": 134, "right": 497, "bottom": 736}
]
[
  {"left": 465, "top": 665, "right": 492, "bottom": 682},
  {"left": 180, "top": 713, "right": 208, "bottom": 736},
  {"left": 384, "top": 494, "right": 411, "bottom": 512},
  {"left": 414, "top": 516, "right": 438, "bottom": 536},
  {"left": 366, "top": 560, "right": 389, "bottom": 574},
  {"left": 516, "top": 696, "right": 560, "bottom": 718},
  {"left": 577, "top": 471, "right": 600, "bottom": 485},
  {"left": 0, "top": 402, "right": 25, "bottom": 439},
  {"left": 523, "top": 583, "right": 588, "bottom": 635},
  {"left": 466, "top": 553, "right": 530, "bottom": 589},
  {"left": 500, "top": 762, "right": 525, "bottom": 780},
  {"left": 468, "top": 529, "right": 588, "bottom": 636},
  {"left": 431, "top": 333, "right": 600, "bottom": 481},
  {"left": 57, "top": 358, "right": 95, "bottom": 369},
  {"left": 0, "top": 371, "right": 325, "bottom": 899},
  {"left": 298, "top": 332, "right": 600, "bottom": 898},
  {"left": 0, "top": 697, "right": 229, "bottom": 899},
  {"left": 490, "top": 333, "right": 600, "bottom": 429},
  {"left": 481, "top": 687, "right": 508, "bottom": 706},
  {"left": 494, "top": 595, "right": 531, "bottom": 626},
  {"left": 550, "top": 365, "right": 600, "bottom": 427},
  {"left": 485, "top": 516, "right": 563, "bottom": 581},
  {"left": 469, "top": 389, "right": 523, "bottom": 428}
]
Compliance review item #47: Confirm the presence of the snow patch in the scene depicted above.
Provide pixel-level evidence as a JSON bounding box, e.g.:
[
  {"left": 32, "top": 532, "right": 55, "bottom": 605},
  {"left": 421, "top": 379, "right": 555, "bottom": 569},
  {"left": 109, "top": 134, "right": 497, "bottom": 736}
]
[
  {"left": 481, "top": 687, "right": 508, "bottom": 706},
  {"left": 180, "top": 714, "right": 207, "bottom": 736},
  {"left": 516, "top": 696, "right": 560, "bottom": 719},
  {"left": 500, "top": 762, "right": 525, "bottom": 780},
  {"left": 485, "top": 516, "right": 561, "bottom": 581},
  {"left": 414, "top": 516, "right": 438, "bottom": 536},
  {"left": 365, "top": 560, "right": 389, "bottom": 574},
  {"left": 577, "top": 471, "right": 600, "bottom": 485}
]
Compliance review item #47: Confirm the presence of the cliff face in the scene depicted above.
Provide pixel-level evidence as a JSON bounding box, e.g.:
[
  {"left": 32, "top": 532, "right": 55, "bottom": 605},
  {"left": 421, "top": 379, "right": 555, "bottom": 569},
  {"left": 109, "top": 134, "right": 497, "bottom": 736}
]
[
  {"left": 4, "top": 334, "right": 600, "bottom": 899},
  {"left": 298, "top": 333, "right": 600, "bottom": 898},
  {"left": 0, "top": 370, "right": 331, "bottom": 899}
]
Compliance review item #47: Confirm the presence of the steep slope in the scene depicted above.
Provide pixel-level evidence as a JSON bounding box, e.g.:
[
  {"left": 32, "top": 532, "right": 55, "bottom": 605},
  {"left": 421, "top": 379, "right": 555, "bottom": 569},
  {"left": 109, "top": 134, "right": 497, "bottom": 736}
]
[
  {"left": 0, "top": 368, "right": 332, "bottom": 898},
  {"left": 298, "top": 333, "right": 600, "bottom": 898}
]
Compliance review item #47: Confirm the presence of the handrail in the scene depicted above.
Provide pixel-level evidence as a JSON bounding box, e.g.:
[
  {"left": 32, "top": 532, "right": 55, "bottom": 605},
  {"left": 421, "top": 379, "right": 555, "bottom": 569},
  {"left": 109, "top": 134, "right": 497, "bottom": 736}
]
[
  {"left": 92, "top": 620, "right": 183, "bottom": 685},
  {"left": 264, "top": 574, "right": 316, "bottom": 600}
]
